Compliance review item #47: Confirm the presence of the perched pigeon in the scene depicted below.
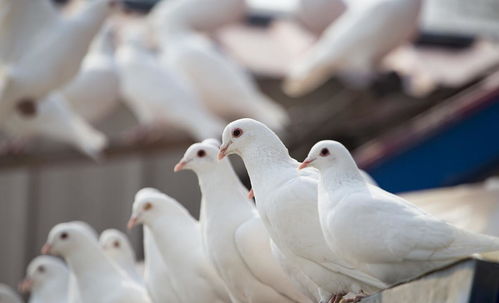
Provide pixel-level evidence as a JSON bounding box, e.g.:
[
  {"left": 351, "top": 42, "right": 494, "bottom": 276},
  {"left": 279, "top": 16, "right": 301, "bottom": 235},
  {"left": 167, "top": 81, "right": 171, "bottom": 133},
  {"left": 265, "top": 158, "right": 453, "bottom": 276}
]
[
  {"left": 0, "top": 0, "right": 120, "bottom": 119},
  {"left": 283, "top": 0, "right": 422, "bottom": 96},
  {"left": 300, "top": 140, "right": 499, "bottom": 285},
  {"left": 116, "top": 24, "right": 225, "bottom": 141},
  {"left": 218, "top": 118, "right": 387, "bottom": 303},
  {"left": 150, "top": 0, "right": 246, "bottom": 34},
  {"left": 19, "top": 255, "right": 69, "bottom": 303},
  {"left": 0, "top": 284, "right": 22, "bottom": 303},
  {"left": 128, "top": 189, "right": 230, "bottom": 303},
  {"left": 42, "top": 222, "right": 151, "bottom": 303},
  {"left": 175, "top": 139, "right": 312, "bottom": 303},
  {"left": 1, "top": 92, "right": 108, "bottom": 158},
  {"left": 63, "top": 23, "right": 120, "bottom": 124},
  {"left": 99, "top": 229, "right": 143, "bottom": 285},
  {"left": 134, "top": 189, "right": 182, "bottom": 303},
  {"left": 156, "top": 21, "right": 289, "bottom": 131}
]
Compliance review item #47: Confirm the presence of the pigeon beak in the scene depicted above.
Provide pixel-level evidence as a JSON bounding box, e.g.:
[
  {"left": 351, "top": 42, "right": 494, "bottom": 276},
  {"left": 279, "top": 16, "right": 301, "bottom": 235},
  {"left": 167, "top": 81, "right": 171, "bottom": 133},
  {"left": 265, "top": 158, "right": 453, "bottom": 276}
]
[
  {"left": 248, "top": 189, "right": 254, "bottom": 200},
  {"left": 217, "top": 143, "right": 231, "bottom": 160},
  {"left": 127, "top": 217, "right": 139, "bottom": 230},
  {"left": 174, "top": 160, "right": 189, "bottom": 172},
  {"left": 41, "top": 243, "right": 52, "bottom": 255},
  {"left": 298, "top": 159, "right": 315, "bottom": 170},
  {"left": 18, "top": 279, "right": 33, "bottom": 293}
]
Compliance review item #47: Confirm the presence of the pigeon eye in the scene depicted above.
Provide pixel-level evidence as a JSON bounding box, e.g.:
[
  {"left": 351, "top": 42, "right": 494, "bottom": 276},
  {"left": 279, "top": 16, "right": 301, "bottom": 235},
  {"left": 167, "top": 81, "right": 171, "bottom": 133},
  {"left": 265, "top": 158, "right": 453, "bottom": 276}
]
[
  {"left": 38, "top": 266, "right": 46, "bottom": 273},
  {"left": 197, "top": 150, "right": 206, "bottom": 158},
  {"left": 232, "top": 128, "right": 242, "bottom": 138},
  {"left": 113, "top": 241, "right": 120, "bottom": 248},
  {"left": 320, "top": 148, "right": 330, "bottom": 157},
  {"left": 60, "top": 232, "right": 69, "bottom": 240},
  {"left": 144, "top": 202, "right": 153, "bottom": 211}
]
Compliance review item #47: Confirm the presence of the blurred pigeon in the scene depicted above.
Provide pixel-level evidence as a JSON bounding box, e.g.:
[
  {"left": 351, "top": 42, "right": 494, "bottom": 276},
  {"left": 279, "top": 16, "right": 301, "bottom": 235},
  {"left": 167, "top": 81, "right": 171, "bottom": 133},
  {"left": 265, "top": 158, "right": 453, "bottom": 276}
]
[
  {"left": 218, "top": 119, "right": 387, "bottom": 303},
  {"left": 295, "top": 0, "right": 346, "bottom": 36},
  {"left": 0, "top": 0, "right": 120, "bottom": 119},
  {"left": 175, "top": 139, "right": 312, "bottom": 303},
  {"left": 42, "top": 222, "right": 151, "bottom": 303},
  {"left": 99, "top": 229, "right": 143, "bottom": 285},
  {"left": 0, "top": 284, "right": 22, "bottom": 303},
  {"left": 128, "top": 189, "right": 230, "bottom": 303},
  {"left": 284, "top": 0, "right": 422, "bottom": 96},
  {"left": 19, "top": 256, "right": 69, "bottom": 303}
]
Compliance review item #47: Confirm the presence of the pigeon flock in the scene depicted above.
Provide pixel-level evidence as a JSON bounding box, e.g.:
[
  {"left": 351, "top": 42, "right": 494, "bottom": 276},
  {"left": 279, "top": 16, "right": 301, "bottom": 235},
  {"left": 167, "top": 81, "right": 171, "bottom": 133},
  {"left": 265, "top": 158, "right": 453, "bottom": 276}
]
[
  {"left": 2, "top": 0, "right": 494, "bottom": 303},
  {"left": 3, "top": 118, "right": 499, "bottom": 303},
  {"left": 0, "top": 0, "right": 423, "bottom": 157}
]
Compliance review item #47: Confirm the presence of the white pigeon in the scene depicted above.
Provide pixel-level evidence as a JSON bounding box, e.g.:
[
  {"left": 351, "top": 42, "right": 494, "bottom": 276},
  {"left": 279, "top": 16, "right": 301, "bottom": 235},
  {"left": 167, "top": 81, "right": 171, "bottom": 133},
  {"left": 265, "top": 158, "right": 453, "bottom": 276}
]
[
  {"left": 115, "top": 24, "right": 225, "bottom": 141},
  {"left": 128, "top": 189, "right": 231, "bottom": 303},
  {"left": 283, "top": 0, "right": 422, "bottom": 96},
  {"left": 150, "top": 0, "right": 246, "bottom": 34},
  {"left": 155, "top": 18, "right": 289, "bottom": 131},
  {"left": 174, "top": 139, "right": 312, "bottom": 303},
  {"left": 218, "top": 118, "right": 387, "bottom": 303},
  {"left": 42, "top": 222, "right": 151, "bottom": 303},
  {"left": 99, "top": 229, "right": 143, "bottom": 285},
  {"left": 294, "top": 0, "right": 346, "bottom": 36},
  {"left": 1, "top": 92, "right": 108, "bottom": 158},
  {"left": 133, "top": 188, "right": 182, "bottom": 303},
  {"left": 300, "top": 140, "right": 499, "bottom": 286},
  {"left": 19, "top": 255, "right": 69, "bottom": 303},
  {"left": 62, "top": 23, "right": 121, "bottom": 123},
  {"left": 0, "top": 0, "right": 120, "bottom": 120},
  {"left": 0, "top": 284, "right": 22, "bottom": 303}
]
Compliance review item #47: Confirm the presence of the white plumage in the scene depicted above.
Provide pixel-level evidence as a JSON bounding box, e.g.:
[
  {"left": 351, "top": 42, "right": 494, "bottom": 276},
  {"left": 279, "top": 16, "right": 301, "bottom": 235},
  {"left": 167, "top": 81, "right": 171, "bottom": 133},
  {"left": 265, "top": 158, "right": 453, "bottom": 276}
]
[
  {"left": 284, "top": 0, "right": 422, "bottom": 96},
  {"left": 219, "top": 118, "right": 387, "bottom": 302},
  {"left": 301, "top": 140, "right": 499, "bottom": 285},
  {"left": 175, "top": 139, "right": 312, "bottom": 303},
  {"left": 129, "top": 189, "right": 231, "bottom": 303},
  {"left": 42, "top": 222, "right": 151, "bottom": 303},
  {"left": 0, "top": 284, "right": 22, "bottom": 303}
]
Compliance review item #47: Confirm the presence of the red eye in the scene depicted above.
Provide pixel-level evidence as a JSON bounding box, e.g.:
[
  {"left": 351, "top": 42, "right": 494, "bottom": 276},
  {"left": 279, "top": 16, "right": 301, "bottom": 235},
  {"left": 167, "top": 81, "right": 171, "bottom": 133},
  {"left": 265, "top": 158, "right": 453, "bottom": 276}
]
[
  {"left": 144, "top": 202, "right": 153, "bottom": 211},
  {"left": 232, "top": 128, "right": 242, "bottom": 138},
  {"left": 197, "top": 150, "right": 206, "bottom": 157},
  {"left": 320, "top": 148, "right": 330, "bottom": 157},
  {"left": 113, "top": 241, "right": 120, "bottom": 248},
  {"left": 60, "top": 232, "right": 69, "bottom": 240}
]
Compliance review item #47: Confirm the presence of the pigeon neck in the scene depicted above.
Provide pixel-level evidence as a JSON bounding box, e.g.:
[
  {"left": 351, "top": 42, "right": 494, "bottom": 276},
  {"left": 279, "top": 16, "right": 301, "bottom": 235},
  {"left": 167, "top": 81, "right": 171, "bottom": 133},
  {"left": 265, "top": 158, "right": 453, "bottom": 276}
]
[
  {"left": 240, "top": 140, "right": 296, "bottom": 193},
  {"left": 65, "top": 241, "right": 123, "bottom": 290},
  {"left": 320, "top": 164, "right": 365, "bottom": 192},
  {"left": 32, "top": 279, "right": 67, "bottom": 303}
]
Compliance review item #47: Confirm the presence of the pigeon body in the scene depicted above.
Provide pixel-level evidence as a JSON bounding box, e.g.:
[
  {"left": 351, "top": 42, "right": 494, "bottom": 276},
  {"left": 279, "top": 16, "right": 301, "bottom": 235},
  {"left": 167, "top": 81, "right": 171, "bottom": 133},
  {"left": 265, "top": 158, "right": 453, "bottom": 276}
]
[
  {"left": 284, "top": 0, "right": 422, "bottom": 96},
  {"left": 0, "top": 0, "right": 118, "bottom": 119},
  {"left": 1, "top": 92, "right": 108, "bottom": 158},
  {"left": 129, "top": 189, "right": 230, "bottom": 303},
  {"left": 218, "top": 119, "right": 387, "bottom": 302},
  {"left": 63, "top": 23, "right": 120, "bottom": 123},
  {"left": 301, "top": 140, "right": 499, "bottom": 284},
  {"left": 43, "top": 222, "right": 151, "bottom": 303},
  {"left": 100, "top": 229, "right": 143, "bottom": 285},
  {"left": 116, "top": 26, "right": 225, "bottom": 141},
  {"left": 20, "top": 256, "right": 69, "bottom": 303},
  {"left": 0, "top": 284, "right": 22, "bottom": 303},
  {"left": 175, "top": 139, "right": 312, "bottom": 303},
  {"left": 134, "top": 188, "right": 181, "bottom": 303},
  {"left": 295, "top": 0, "right": 346, "bottom": 36}
]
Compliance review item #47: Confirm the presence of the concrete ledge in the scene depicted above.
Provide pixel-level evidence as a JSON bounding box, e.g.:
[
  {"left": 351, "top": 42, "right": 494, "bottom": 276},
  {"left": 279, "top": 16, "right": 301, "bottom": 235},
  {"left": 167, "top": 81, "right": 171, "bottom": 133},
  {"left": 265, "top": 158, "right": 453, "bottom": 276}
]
[{"left": 362, "top": 259, "right": 499, "bottom": 303}]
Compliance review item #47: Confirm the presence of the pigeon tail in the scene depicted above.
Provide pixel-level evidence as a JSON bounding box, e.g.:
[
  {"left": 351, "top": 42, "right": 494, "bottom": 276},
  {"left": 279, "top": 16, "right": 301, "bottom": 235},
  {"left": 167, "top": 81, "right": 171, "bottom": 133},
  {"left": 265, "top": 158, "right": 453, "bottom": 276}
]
[
  {"left": 283, "top": 59, "right": 338, "bottom": 97},
  {"left": 70, "top": 116, "right": 108, "bottom": 159}
]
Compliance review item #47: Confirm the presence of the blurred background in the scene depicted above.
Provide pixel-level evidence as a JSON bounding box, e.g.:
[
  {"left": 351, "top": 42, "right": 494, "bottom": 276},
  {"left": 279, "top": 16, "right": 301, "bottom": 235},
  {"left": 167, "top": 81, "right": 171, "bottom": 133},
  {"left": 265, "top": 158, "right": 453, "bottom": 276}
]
[{"left": 0, "top": 0, "right": 499, "bottom": 292}]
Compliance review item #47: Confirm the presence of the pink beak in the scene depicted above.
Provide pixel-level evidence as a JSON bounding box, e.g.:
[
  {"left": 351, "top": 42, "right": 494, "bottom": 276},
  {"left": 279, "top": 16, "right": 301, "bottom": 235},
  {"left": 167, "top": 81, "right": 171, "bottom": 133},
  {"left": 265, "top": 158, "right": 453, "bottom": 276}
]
[
  {"left": 127, "top": 217, "right": 138, "bottom": 230},
  {"left": 41, "top": 243, "right": 52, "bottom": 255},
  {"left": 217, "top": 146, "right": 228, "bottom": 160},
  {"left": 174, "top": 160, "right": 187, "bottom": 172},
  {"left": 18, "top": 279, "right": 33, "bottom": 293},
  {"left": 298, "top": 159, "right": 314, "bottom": 170},
  {"left": 248, "top": 189, "right": 254, "bottom": 200}
]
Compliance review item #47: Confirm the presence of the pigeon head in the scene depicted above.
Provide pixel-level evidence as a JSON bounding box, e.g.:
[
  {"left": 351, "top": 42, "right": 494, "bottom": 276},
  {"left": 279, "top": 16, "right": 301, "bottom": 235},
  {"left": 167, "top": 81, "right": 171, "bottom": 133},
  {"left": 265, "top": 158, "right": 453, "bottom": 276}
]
[
  {"left": 128, "top": 190, "right": 182, "bottom": 229},
  {"left": 299, "top": 140, "right": 358, "bottom": 172},
  {"left": 174, "top": 139, "right": 221, "bottom": 172},
  {"left": 19, "top": 256, "right": 67, "bottom": 294},
  {"left": 99, "top": 229, "right": 135, "bottom": 260},
  {"left": 43, "top": 222, "right": 96, "bottom": 257},
  {"left": 219, "top": 118, "right": 279, "bottom": 160}
]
